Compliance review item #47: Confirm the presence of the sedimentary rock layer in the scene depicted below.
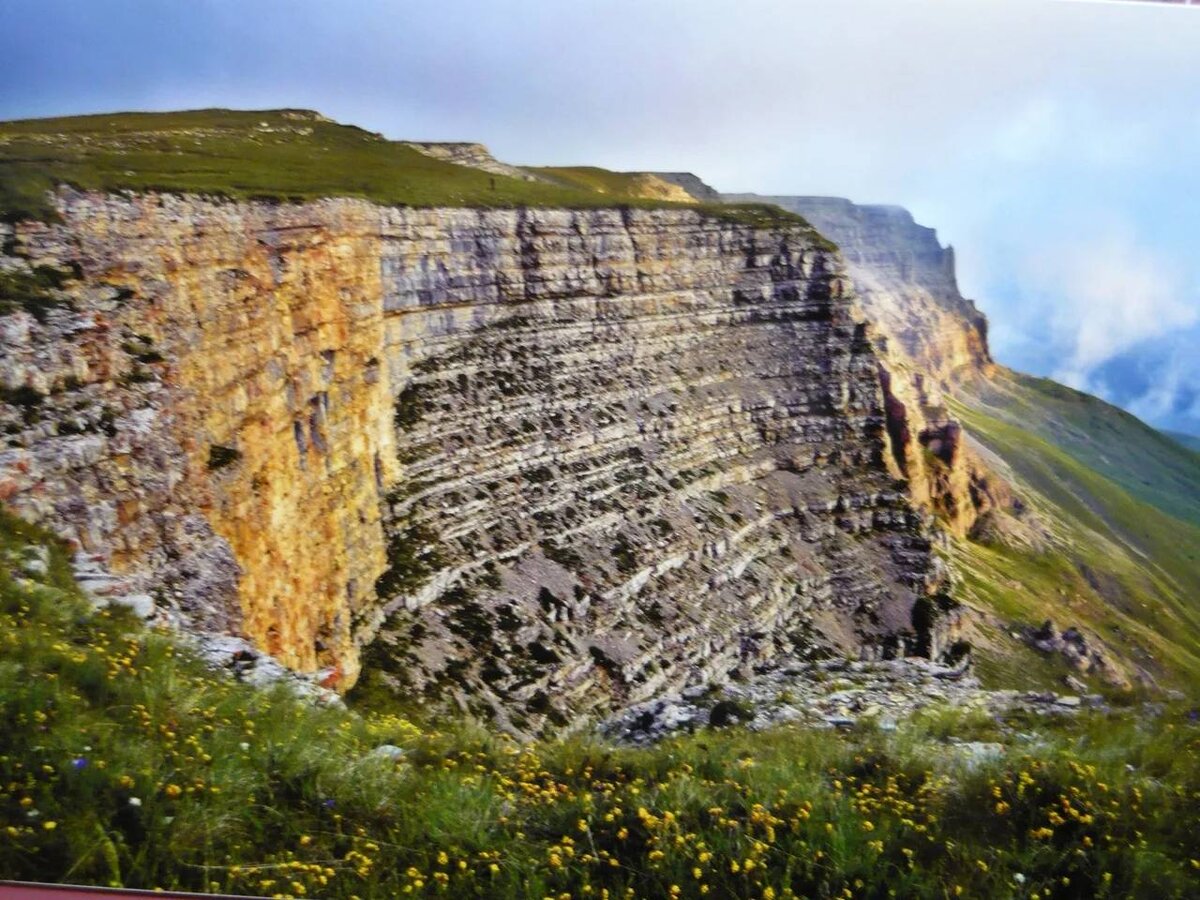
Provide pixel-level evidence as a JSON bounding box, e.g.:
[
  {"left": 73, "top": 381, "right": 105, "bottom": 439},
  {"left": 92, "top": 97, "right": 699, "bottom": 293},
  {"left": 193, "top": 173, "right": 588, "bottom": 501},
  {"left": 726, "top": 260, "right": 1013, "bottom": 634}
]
[
  {"left": 721, "top": 195, "right": 991, "bottom": 382},
  {"left": 0, "top": 193, "right": 944, "bottom": 724}
]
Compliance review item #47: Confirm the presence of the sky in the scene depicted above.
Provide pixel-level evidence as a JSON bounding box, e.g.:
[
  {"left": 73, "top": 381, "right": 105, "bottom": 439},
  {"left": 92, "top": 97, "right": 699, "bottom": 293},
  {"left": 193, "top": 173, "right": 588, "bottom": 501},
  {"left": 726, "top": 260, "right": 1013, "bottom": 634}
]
[{"left": 3, "top": 0, "right": 1200, "bottom": 434}]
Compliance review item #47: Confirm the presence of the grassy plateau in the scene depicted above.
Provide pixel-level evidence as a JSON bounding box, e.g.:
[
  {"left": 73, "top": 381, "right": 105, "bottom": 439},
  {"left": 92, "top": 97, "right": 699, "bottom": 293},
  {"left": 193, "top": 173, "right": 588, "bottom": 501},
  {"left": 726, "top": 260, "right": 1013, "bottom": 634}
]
[{"left": 0, "top": 108, "right": 815, "bottom": 233}]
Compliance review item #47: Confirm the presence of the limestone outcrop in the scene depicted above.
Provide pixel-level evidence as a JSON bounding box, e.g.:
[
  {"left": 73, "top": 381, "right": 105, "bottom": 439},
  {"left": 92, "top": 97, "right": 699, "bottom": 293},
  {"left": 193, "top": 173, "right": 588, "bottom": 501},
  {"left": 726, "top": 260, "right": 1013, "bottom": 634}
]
[
  {"left": 746, "top": 196, "right": 992, "bottom": 382},
  {"left": 0, "top": 190, "right": 948, "bottom": 727},
  {"left": 718, "top": 193, "right": 1010, "bottom": 538},
  {"left": 401, "top": 142, "right": 540, "bottom": 182}
]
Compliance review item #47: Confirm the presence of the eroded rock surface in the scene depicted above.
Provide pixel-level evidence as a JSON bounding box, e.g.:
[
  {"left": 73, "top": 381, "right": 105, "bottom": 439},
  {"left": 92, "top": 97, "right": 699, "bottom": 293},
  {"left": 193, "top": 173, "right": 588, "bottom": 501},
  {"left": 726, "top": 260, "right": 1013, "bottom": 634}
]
[
  {"left": 602, "top": 656, "right": 1105, "bottom": 746},
  {"left": 1, "top": 193, "right": 950, "bottom": 729}
]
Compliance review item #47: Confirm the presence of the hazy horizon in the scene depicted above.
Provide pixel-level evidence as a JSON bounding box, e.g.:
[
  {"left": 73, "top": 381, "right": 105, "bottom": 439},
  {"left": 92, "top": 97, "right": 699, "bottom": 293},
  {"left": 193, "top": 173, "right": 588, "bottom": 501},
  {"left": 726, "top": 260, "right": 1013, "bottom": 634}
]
[{"left": 4, "top": 0, "right": 1200, "bottom": 436}]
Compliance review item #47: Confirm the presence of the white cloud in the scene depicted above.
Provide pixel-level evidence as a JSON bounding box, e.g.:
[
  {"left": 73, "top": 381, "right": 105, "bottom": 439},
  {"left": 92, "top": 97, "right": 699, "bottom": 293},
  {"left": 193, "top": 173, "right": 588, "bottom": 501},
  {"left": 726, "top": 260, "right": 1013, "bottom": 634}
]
[{"left": 1015, "top": 229, "right": 1197, "bottom": 390}]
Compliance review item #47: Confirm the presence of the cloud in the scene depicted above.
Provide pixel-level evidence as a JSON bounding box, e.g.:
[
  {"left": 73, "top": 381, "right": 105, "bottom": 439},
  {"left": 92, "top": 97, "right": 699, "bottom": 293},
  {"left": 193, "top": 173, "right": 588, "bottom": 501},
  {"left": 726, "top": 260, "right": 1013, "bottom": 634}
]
[{"left": 1013, "top": 230, "right": 1197, "bottom": 389}]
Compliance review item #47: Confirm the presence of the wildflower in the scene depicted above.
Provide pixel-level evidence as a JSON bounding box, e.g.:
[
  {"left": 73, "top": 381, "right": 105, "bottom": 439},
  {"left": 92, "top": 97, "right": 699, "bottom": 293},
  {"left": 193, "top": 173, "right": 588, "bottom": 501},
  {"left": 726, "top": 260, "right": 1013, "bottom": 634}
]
[
  {"left": 71, "top": 758, "right": 88, "bottom": 770},
  {"left": 299, "top": 835, "right": 312, "bottom": 846},
  {"left": 164, "top": 784, "right": 182, "bottom": 799},
  {"left": 42, "top": 821, "right": 57, "bottom": 831},
  {"left": 128, "top": 797, "right": 142, "bottom": 807}
]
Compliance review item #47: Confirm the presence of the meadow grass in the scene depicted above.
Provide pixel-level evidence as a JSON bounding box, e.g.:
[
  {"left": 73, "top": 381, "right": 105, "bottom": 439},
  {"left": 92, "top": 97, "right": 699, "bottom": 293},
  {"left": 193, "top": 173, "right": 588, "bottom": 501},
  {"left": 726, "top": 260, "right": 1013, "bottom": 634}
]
[
  {"left": 0, "top": 108, "right": 817, "bottom": 237},
  {"left": 966, "top": 370, "right": 1200, "bottom": 529},
  {"left": 948, "top": 390, "right": 1200, "bottom": 691},
  {"left": 2, "top": 508, "right": 1199, "bottom": 898}
]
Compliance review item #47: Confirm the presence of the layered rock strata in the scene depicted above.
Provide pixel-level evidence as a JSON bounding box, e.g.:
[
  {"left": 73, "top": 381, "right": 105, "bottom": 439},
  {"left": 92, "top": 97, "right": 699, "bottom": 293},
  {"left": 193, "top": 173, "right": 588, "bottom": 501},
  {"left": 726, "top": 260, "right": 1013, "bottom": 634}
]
[
  {"left": 740, "top": 196, "right": 992, "bottom": 382},
  {"left": 720, "top": 194, "right": 1010, "bottom": 537},
  {"left": 0, "top": 192, "right": 946, "bottom": 726}
]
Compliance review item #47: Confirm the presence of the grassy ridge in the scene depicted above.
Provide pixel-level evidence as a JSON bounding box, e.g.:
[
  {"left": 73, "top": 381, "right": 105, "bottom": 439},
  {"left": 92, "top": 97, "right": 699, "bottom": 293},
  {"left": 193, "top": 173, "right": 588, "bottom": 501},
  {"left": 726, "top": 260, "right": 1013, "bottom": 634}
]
[
  {"left": 969, "top": 370, "right": 1200, "bottom": 528},
  {"left": 3, "top": 507, "right": 1200, "bottom": 898},
  {"left": 949, "top": 377, "right": 1200, "bottom": 690},
  {"left": 0, "top": 108, "right": 813, "bottom": 233}
]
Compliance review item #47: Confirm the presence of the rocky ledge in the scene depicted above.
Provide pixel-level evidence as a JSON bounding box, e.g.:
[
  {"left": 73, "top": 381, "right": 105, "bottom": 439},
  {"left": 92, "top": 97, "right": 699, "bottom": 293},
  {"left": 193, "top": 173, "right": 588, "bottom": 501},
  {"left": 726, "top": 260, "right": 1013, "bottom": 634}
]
[{"left": 603, "top": 656, "right": 1107, "bottom": 745}]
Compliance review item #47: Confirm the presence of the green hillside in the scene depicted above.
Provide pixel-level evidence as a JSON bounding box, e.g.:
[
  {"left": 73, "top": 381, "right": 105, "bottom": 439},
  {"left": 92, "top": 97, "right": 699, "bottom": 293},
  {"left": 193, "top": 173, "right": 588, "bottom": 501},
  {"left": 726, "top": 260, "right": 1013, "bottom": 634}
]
[
  {"left": 0, "top": 108, "right": 806, "bottom": 230},
  {"left": 3, "top": 509, "right": 1199, "bottom": 898},
  {"left": 968, "top": 370, "right": 1200, "bottom": 527},
  {"left": 950, "top": 371, "right": 1200, "bottom": 690}
]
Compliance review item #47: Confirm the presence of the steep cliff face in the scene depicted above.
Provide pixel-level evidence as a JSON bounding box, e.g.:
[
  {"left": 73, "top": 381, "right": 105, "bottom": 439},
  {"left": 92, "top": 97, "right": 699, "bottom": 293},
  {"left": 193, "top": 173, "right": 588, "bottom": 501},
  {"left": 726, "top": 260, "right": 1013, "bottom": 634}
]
[
  {"left": 718, "top": 195, "right": 1011, "bottom": 538},
  {"left": 0, "top": 190, "right": 944, "bottom": 722},
  {"left": 720, "top": 196, "right": 991, "bottom": 383},
  {"left": 709, "top": 194, "right": 1200, "bottom": 691},
  {"left": 1, "top": 194, "right": 397, "bottom": 686},
  {"left": 367, "top": 206, "right": 943, "bottom": 727}
]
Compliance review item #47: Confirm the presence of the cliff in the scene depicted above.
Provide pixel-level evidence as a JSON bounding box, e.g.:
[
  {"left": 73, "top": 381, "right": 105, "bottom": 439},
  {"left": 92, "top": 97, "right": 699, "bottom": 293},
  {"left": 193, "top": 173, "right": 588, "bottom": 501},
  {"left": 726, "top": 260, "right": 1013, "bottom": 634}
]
[
  {"left": 698, "top": 194, "right": 1003, "bottom": 538},
  {"left": 712, "top": 195, "right": 1200, "bottom": 691},
  {"left": 0, "top": 189, "right": 946, "bottom": 725},
  {"left": 725, "top": 195, "right": 991, "bottom": 382}
]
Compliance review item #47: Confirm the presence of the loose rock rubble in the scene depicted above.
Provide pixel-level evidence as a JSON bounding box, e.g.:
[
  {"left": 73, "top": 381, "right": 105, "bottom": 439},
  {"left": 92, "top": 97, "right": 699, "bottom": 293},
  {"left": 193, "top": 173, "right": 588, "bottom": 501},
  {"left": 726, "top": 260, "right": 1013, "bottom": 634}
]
[{"left": 602, "top": 656, "right": 1106, "bottom": 745}]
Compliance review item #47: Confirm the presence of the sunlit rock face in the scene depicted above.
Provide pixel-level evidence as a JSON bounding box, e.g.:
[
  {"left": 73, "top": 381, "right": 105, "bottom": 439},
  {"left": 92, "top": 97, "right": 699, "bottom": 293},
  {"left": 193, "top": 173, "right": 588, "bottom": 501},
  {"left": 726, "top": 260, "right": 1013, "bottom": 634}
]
[
  {"left": 722, "top": 195, "right": 991, "bottom": 383},
  {"left": 0, "top": 193, "right": 946, "bottom": 727},
  {"left": 720, "top": 194, "right": 1010, "bottom": 539}
]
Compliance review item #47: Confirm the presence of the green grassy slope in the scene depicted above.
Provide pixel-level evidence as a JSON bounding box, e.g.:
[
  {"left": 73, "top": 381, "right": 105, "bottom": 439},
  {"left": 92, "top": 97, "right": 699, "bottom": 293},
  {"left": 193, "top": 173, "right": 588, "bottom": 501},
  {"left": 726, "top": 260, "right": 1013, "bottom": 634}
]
[
  {"left": 969, "top": 370, "right": 1200, "bottom": 527},
  {"left": 0, "top": 108, "right": 810, "bottom": 231},
  {"left": 3, "top": 508, "right": 1200, "bottom": 898},
  {"left": 949, "top": 371, "right": 1200, "bottom": 691}
]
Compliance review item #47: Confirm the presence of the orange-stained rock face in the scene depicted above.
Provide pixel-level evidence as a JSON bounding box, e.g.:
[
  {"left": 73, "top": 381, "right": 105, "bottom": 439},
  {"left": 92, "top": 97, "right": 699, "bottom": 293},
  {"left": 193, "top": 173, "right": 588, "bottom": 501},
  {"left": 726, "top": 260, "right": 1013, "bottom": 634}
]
[
  {"left": 2, "top": 194, "right": 397, "bottom": 685},
  {"left": 154, "top": 205, "right": 395, "bottom": 684},
  {"left": 0, "top": 191, "right": 950, "bottom": 715}
]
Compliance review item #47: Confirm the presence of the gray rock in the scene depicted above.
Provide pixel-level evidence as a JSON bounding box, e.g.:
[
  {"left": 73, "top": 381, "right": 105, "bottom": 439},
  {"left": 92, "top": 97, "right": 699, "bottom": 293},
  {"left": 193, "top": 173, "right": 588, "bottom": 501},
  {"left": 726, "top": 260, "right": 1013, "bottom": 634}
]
[
  {"left": 953, "top": 742, "right": 1006, "bottom": 770},
  {"left": 369, "top": 744, "right": 407, "bottom": 761},
  {"left": 20, "top": 546, "right": 50, "bottom": 578},
  {"left": 111, "top": 593, "right": 156, "bottom": 619}
]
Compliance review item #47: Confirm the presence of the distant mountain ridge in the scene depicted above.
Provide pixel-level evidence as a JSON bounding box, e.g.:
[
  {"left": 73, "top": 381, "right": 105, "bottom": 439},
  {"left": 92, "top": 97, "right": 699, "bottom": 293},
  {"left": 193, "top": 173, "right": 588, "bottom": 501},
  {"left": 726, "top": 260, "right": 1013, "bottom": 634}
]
[{"left": 1166, "top": 429, "right": 1200, "bottom": 453}]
